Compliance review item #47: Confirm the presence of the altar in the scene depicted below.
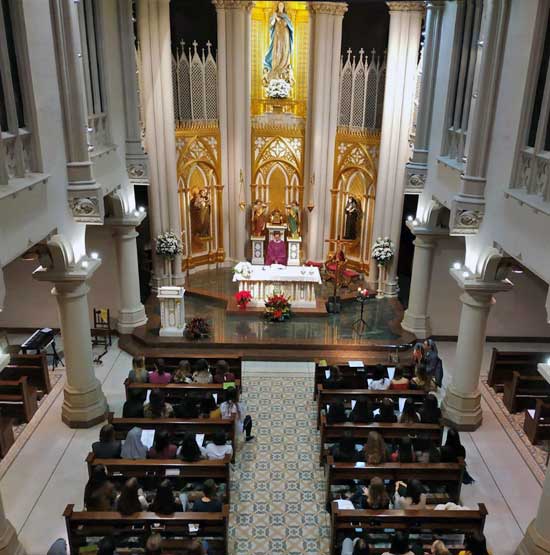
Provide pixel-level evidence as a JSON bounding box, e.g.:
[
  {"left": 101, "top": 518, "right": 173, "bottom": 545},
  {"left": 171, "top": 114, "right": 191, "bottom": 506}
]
[{"left": 233, "top": 264, "right": 322, "bottom": 308}]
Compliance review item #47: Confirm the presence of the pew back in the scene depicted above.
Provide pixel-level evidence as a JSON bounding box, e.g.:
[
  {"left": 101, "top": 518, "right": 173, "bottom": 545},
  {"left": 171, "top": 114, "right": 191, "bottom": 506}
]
[
  {"left": 0, "top": 377, "right": 38, "bottom": 422},
  {"left": 524, "top": 398, "right": 550, "bottom": 444},
  {"left": 124, "top": 379, "right": 241, "bottom": 403},
  {"left": 2, "top": 353, "right": 51, "bottom": 396},
  {"left": 487, "top": 349, "right": 549, "bottom": 392},
  {"left": 503, "top": 371, "right": 550, "bottom": 413}
]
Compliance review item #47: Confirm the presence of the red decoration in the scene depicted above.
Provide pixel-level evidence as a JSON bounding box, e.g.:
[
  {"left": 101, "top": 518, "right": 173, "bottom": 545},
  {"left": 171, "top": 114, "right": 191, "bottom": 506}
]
[{"left": 235, "top": 290, "right": 252, "bottom": 308}]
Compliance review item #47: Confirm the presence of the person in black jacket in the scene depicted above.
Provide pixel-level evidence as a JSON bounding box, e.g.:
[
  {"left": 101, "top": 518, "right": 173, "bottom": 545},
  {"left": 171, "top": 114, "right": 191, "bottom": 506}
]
[{"left": 122, "top": 388, "right": 144, "bottom": 418}]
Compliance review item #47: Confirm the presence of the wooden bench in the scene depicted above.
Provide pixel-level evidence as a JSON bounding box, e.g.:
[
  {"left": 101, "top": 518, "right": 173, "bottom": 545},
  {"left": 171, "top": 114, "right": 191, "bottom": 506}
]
[
  {"left": 64, "top": 504, "right": 229, "bottom": 555},
  {"left": 523, "top": 399, "right": 550, "bottom": 444},
  {"left": 86, "top": 453, "right": 232, "bottom": 504},
  {"left": 502, "top": 371, "right": 550, "bottom": 413},
  {"left": 108, "top": 413, "right": 237, "bottom": 462},
  {"left": 124, "top": 379, "right": 241, "bottom": 403},
  {"left": 0, "top": 377, "right": 38, "bottom": 423},
  {"left": 324, "top": 455, "right": 464, "bottom": 511},
  {"left": 317, "top": 384, "right": 427, "bottom": 428},
  {"left": 330, "top": 502, "right": 488, "bottom": 555},
  {"left": 1, "top": 353, "right": 51, "bottom": 397},
  {"left": 487, "top": 349, "right": 549, "bottom": 392},
  {"left": 319, "top": 414, "right": 444, "bottom": 465}
]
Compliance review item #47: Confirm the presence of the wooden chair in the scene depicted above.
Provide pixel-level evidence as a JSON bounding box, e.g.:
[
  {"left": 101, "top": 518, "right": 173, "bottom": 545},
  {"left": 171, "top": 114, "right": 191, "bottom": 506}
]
[
  {"left": 487, "top": 349, "right": 549, "bottom": 392},
  {"left": 524, "top": 399, "right": 550, "bottom": 445},
  {"left": 0, "top": 377, "right": 38, "bottom": 423},
  {"left": 502, "top": 371, "right": 550, "bottom": 413}
]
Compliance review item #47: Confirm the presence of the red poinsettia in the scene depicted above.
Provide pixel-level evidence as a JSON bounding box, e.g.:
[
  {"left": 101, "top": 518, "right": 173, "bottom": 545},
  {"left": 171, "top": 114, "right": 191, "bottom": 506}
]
[{"left": 235, "top": 290, "right": 252, "bottom": 307}]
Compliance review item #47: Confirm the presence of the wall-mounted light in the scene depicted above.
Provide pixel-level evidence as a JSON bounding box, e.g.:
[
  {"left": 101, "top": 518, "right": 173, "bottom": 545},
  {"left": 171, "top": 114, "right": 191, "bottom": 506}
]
[
  {"left": 406, "top": 215, "right": 413, "bottom": 222},
  {"left": 81, "top": 260, "right": 89, "bottom": 269},
  {"left": 138, "top": 206, "right": 145, "bottom": 213},
  {"left": 90, "top": 252, "right": 99, "bottom": 260},
  {"left": 412, "top": 219, "right": 419, "bottom": 226},
  {"left": 462, "top": 270, "right": 470, "bottom": 278},
  {"left": 452, "top": 262, "right": 461, "bottom": 270}
]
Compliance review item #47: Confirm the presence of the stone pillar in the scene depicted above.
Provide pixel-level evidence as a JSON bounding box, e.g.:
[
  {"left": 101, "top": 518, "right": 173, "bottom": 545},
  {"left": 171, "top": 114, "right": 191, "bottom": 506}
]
[
  {"left": 111, "top": 220, "right": 148, "bottom": 334},
  {"left": 304, "top": 2, "right": 348, "bottom": 262},
  {"left": 213, "top": 0, "right": 253, "bottom": 261},
  {"left": 0, "top": 491, "right": 26, "bottom": 555},
  {"left": 441, "top": 271, "right": 512, "bottom": 430},
  {"left": 371, "top": 1, "right": 424, "bottom": 296},
  {"left": 405, "top": 1, "right": 445, "bottom": 193},
  {"left": 401, "top": 227, "right": 445, "bottom": 338},
  {"left": 137, "top": 0, "right": 184, "bottom": 286}
]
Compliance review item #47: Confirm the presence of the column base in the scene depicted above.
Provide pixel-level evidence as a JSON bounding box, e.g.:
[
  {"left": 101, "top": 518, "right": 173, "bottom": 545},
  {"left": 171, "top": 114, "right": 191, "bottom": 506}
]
[
  {"left": 61, "top": 380, "right": 108, "bottom": 429},
  {"left": 517, "top": 520, "right": 550, "bottom": 555},
  {"left": 441, "top": 385, "right": 482, "bottom": 430},
  {"left": 0, "top": 520, "right": 26, "bottom": 555},
  {"left": 117, "top": 305, "right": 148, "bottom": 334},
  {"left": 401, "top": 310, "right": 431, "bottom": 339},
  {"left": 384, "top": 277, "right": 400, "bottom": 298}
]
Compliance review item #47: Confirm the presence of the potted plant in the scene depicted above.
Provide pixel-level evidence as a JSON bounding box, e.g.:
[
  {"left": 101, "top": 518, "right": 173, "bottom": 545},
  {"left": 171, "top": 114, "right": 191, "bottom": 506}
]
[
  {"left": 156, "top": 231, "right": 183, "bottom": 285},
  {"left": 235, "top": 290, "right": 252, "bottom": 309},
  {"left": 264, "top": 292, "right": 291, "bottom": 322},
  {"left": 185, "top": 317, "right": 210, "bottom": 340}
]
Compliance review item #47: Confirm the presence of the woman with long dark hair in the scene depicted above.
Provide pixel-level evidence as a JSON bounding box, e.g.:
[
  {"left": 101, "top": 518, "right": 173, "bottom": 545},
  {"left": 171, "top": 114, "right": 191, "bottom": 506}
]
[{"left": 116, "top": 477, "right": 148, "bottom": 514}]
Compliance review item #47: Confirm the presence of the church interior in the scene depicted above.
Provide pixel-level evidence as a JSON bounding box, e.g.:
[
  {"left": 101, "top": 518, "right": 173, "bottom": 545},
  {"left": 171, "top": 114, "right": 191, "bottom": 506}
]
[{"left": 1, "top": 0, "right": 550, "bottom": 554}]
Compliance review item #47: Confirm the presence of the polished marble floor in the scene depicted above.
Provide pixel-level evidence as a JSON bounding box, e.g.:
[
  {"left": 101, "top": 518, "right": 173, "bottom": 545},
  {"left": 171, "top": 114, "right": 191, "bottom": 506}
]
[{"left": 0, "top": 338, "right": 546, "bottom": 554}]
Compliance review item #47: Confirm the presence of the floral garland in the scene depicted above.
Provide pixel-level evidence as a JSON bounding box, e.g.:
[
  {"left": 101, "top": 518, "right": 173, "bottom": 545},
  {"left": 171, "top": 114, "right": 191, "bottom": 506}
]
[
  {"left": 266, "top": 79, "right": 291, "bottom": 99},
  {"left": 156, "top": 231, "right": 183, "bottom": 260},
  {"left": 233, "top": 261, "right": 253, "bottom": 279},
  {"left": 371, "top": 237, "right": 395, "bottom": 266},
  {"left": 265, "top": 292, "right": 291, "bottom": 322}
]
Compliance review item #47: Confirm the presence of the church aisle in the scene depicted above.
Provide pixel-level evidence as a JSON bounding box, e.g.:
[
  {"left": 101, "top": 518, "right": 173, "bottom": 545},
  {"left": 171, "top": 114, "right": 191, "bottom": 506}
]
[{"left": 229, "top": 375, "right": 330, "bottom": 555}]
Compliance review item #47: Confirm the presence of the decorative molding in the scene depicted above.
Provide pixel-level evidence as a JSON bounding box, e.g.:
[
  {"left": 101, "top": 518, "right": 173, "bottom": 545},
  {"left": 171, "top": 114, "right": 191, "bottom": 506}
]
[
  {"left": 308, "top": 2, "right": 348, "bottom": 16},
  {"left": 449, "top": 196, "right": 485, "bottom": 235},
  {"left": 387, "top": 1, "right": 425, "bottom": 13},
  {"left": 212, "top": 0, "right": 254, "bottom": 11},
  {"left": 404, "top": 165, "right": 427, "bottom": 194},
  {"left": 125, "top": 158, "right": 149, "bottom": 186},
  {"left": 67, "top": 188, "right": 104, "bottom": 224}
]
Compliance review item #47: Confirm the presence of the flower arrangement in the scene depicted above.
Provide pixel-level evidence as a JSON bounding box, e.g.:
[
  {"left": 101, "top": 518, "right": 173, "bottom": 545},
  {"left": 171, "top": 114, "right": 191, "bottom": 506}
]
[
  {"left": 266, "top": 79, "right": 291, "bottom": 99},
  {"left": 235, "top": 290, "right": 252, "bottom": 309},
  {"left": 156, "top": 231, "right": 183, "bottom": 260},
  {"left": 185, "top": 317, "right": 210, "bottom": 340},
  {"left": 233, "top": 261, "right": 253, "bottom": 279},
  {"left": 265, "top": 292, "right": 291, "bottom": 322},
  {"left": 371, "top": 237, "right": 395, "bottom": 266}
]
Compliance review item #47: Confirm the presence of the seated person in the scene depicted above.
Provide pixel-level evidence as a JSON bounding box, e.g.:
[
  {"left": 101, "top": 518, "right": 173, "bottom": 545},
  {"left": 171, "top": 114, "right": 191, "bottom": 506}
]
[
  {"left": 144, "top": 389, "right": 174, "bottom": 418},
  {"left": 410, "top": 363, "right": 436, "bottom": 392},
  {"left": 430, "top": 540, "right": 451, "bottom": 555},
  {"left": 148, "top": 359, "right": 172, "bottom": 384},
  {"left": 351, "top": 476, "right": 390, "bottom": 509},
  {"left": 418, "top": 393, "right": 442, "bottom": 423},
  {"left": 458, "top": 532, "right": 491, "bottom": 555},
  {"left": 340, "top": 537, "right": 370, "bottom": 555},
  {"left": 173, "top": 396, "right": 200, "bottom": 418},
  {"left": 201, "top": 432, "right": 233, "bottom": 460},
  {"left": 390, "top": 367, "right": 410, "bottom": 390},
  {"left": 265, "top": 230, "right": 286, "bottom": 265},
  {"left": 213, "top": 359, "right": 235, "bottom": 384},
  {"left": 121, "top": 426, "right": 148, "bottom": 459},
  {"left": 180, "top": 432, "right": 205, "bottom": 462},
  {"left": 363, "top": 431, "right": 387, "bottom": 464},
  {"left": 149, "top": 479, "right": 182, "bottom": 514},
  {"left": 330, "top": 437, "right": 359, "bottom": 463},
  {"left": 147, "top": 429, "right": 178, "bottom": 459},
  {"left": 323, "top": 366, "right": 344, "bottom": 389},
  {"left": 115, "top": 477, "right": 148, "bottom": 514},
  {"left": 199, "top": 394, "right": 221, "bottom": 419},
  {"left": 84, "top": 465, "right": 116, "bottom": 511},
  {"left": 173, "top": 360, "right": 193, "bottom": 384},
  {"left": 326, "top": 401, "right": 347, "bottom": 424},
  {"left": 374, "top": 398, "right": 397, "bottom": 423},
  {"left": 193, "top": 359, "right": 213, "bottom": 384},
  {"left": 390, "top": 436, "right": 416, "bottom": 462},
  {"left": 369, "top": 365, "right": 391, "bottom": 390},
  {"left": 92, "top": 424, "right": 122, "bottom": 458},
  {"left": 392, "top": 479, "right": 427, "bottom": 509},
  {"left": 382, "top": 532, "right": 416, "bottom": 555},
  {"left": 349, "top": 398, "right": 373, "bottom": 423},
  {"left": 399, "top": 398, "right": 420, "bottom": 424},
  {"left": 128, "top": 356, "right": 148, "bottom": 383},
  {"left": 123, "top": 387, "right": 144, "bottom": 418},
  {"left": 191, "top": 479, "right": 222, "bottom": 512}
]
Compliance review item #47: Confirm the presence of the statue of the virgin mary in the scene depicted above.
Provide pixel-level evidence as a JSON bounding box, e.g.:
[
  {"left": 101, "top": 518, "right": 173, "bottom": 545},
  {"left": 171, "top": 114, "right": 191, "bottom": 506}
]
[{"left": 263, "top": 2, "right": 294, "bottom": 85}]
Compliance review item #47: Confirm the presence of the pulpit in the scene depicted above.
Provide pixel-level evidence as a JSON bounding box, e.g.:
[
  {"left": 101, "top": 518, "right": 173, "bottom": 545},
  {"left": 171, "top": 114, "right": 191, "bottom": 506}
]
[{"left": 158, "top": 286, "right": 186, "bottom": 337}]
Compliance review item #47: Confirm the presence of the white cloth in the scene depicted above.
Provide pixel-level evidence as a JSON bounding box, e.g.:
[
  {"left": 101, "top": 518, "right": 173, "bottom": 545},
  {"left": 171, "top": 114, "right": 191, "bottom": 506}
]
[
  {"left": 201, "top": 443, "right": 233, "bottom": 460},
  {"left": 232, "top": 264, "right": 322, "bottom": 284},
  {"left": 369, "top": 378, "right": 391, "bottom": 391}
]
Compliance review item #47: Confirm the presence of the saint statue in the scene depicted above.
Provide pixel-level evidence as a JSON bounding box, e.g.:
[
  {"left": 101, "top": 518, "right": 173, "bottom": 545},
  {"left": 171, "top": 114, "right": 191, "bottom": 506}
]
[
  {"left": 266, "top": 231, "right": 287, "bottom": 265},
  {"left": 263, "top": 2, "right": 294, "bottom": 85},
  {"left": 190, "top": 188, "right": 211, "bottom": 238},
  {"left": 286, "top": 201, "right": 300, "bottom": 239},
  {"left": 343, "top": 196, "right": 362, "bottom": 241},
  {"left": 251, "top": 199, "right": 267, "bottom": 237}
]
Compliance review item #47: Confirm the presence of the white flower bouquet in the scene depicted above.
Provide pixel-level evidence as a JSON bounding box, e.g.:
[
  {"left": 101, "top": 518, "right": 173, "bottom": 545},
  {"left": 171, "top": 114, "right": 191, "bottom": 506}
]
[
  {"left": 371, "top": 236, "right": 395, "bottom": 266},
  {"left": 156, "top": 231, "right": 183, "bottom": 260},
  {"left": 266, "top": 79, "right": 291, "bottom": 99},
  {"left": 233, "top": 261, "right": 253, "bottom": 279}
]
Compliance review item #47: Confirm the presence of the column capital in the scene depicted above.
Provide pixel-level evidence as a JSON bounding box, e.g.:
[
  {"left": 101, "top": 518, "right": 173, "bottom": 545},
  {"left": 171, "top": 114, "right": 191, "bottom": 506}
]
[
  {"left": 105, "top": 209, "right": 146, "bottom": 229},
  {"left": 450, "top": 267, "right": 514, "bottom": 297},
  {"left": 406, "top": 220, "right": 449, "bottom": 239},
  {"left": 387, "top": 1, "right": 425, "bottom": 13},
  {"left": 426, "top": 1, "right": 446, "bottom": 9},
  {"left": 33, "top": 256, "right": 101, "bottom": 286},
  {"left": 212, "top": 0, "right": 254, "bottom": 11},
  {"left": 308, "top": 2, "right": 348, "bottom": 16}
]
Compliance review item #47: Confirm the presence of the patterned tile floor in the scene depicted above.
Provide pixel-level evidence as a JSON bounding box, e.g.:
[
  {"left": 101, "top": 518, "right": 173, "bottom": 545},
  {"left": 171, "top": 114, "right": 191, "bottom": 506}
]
[{"left": 228, "top": 376, "right": 330, "bottom": 555}]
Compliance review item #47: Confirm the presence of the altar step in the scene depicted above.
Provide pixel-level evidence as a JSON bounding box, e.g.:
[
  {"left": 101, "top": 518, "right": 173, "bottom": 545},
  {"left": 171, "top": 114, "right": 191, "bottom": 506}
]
[{"left": 242, "top": 360, "right": 314, "bottom": 377}]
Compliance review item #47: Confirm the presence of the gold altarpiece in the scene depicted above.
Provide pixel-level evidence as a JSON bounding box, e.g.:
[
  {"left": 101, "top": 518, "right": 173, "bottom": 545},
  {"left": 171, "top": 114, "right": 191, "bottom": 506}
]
[
  {"left": 329, "top": 128, "right": 380, "bottom": 274},
  {"left": 176, "top": 123, "right": 224, "bottom": 270}
]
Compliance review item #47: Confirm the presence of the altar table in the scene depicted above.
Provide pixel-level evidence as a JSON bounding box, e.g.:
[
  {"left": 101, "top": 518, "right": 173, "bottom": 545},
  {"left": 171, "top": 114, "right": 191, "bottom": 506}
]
[{"left": 233, "top": 264, "right": 322, "bottom": 308}]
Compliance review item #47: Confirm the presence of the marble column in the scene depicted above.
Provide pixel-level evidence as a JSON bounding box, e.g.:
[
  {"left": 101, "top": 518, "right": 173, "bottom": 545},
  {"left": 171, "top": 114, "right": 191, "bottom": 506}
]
[
  {"left": 305, "top": 2, "right": 348, "bottom": 262},
  {"left": 111, "top": 219, "right": 148, "bottom": 334},
  {"left": 0, "top": 491, "right": 26, "bottom": 555},
  {"left": 405, "top": 1, "right": 445, "bottom": 194},
  {"left": 401, "top": 224, "right": 446, "bottom": 338},
  {"left": 371, "top": 1, "right": 424, "bottom": 296},
  {"left": 137, "top": 0, "right": 184, "bottom": 286},
  {"left": 213, "top": 0, "right": 253, "bottom": 262},
  {"left": 441, "top": 272, "right": 512, "bottom": 430}
]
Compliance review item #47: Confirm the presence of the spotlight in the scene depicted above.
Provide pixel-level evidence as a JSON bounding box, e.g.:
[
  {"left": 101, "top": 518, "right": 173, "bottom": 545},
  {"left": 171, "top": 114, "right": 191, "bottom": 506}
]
[
  {"left": 134, "top": 210, "right": 140, "bottom": 217},
  {"left": 90, "top": 252, "right": 99, "bottom": 260},
  {"left": 81, "top": 260, "right": 89, "bottom": 268},
  {"left": 462, "top": 271, "right": 470, "bottom": 278},
  {"left": 407, "top": 215, "right": 413, "bottom": 222},
  {"left": 138, "top": 206, "right": 145, "bottom": 213},
  {"left": 412, "top": 219, "right": 419, "bottom": 226},
  {"left": 452, "top": 262, "right": 461, "bottom": 270}
]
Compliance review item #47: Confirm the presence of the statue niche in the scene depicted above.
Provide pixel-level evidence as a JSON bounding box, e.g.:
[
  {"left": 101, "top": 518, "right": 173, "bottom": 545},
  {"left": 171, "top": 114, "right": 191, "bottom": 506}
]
[
  {"left": 343, "top": 196, "right": 362, "bottom": 241},
  {"left": 263, "top": 1, "right": 294, "bottom": 86},
  {"left": 190, "top": 188, "right": 211, "bottom": 239}
]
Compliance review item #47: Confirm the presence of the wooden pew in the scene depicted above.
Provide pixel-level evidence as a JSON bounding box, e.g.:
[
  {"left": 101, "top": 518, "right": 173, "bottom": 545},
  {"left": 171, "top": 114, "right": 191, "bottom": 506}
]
[
  {"left": 503, "top": 371, "right": 550, "bottom": 413},
  {"left": 64, "top": 504, "right": 229, "bottom": 555},
  {"left": 1, "top": 353, "right": 51, "bottom": 397},
  {"left": 487, "top": 349, "right": 549, "bottom": 392},
  {"left": 330, "top": 502, "right": 488, "bottom": 555},
  {"left": 124, "top": 379, "right": 241, "bottom": 403},
  {"left": 324, "top": 455, "right": 464, "bottom": 511},
  {"left": 107, "top": 413, "right": 237, "bottom": 462},
  {"left": 317, "top": 384, "right": 426, "bottom": 429},
  {"left": 86, "top": 453, "right": 231, "bottom": 504},
  {"left": 314, "top": 362, "right": 415, "bottom": 399},
  {"left": 0, "top": 377, "right": 38, "bottom": 423},
  {"left": 523, "top": 399, "right": 550, "bottom": 444},
  {"left": 319, "top": 414, "right": 443, "bottom": 465}
]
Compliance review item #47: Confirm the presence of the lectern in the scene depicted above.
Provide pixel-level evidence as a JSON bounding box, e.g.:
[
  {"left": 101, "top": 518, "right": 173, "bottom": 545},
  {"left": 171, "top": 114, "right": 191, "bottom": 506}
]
[{"left": 158, "top": 286, "right": 186, "bottom": 337}]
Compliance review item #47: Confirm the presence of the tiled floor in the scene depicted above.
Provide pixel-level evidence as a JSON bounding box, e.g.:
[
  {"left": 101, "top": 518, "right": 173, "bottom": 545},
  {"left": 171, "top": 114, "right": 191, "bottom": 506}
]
[{"left": 0, "top": 339, "right": 545, "bottom": 555}]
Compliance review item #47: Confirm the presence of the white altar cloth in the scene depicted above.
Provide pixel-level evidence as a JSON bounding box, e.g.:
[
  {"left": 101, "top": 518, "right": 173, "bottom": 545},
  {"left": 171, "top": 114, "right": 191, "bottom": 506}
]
[{"left": 233, "top": 264, "right": 321, "bottom": 308}]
